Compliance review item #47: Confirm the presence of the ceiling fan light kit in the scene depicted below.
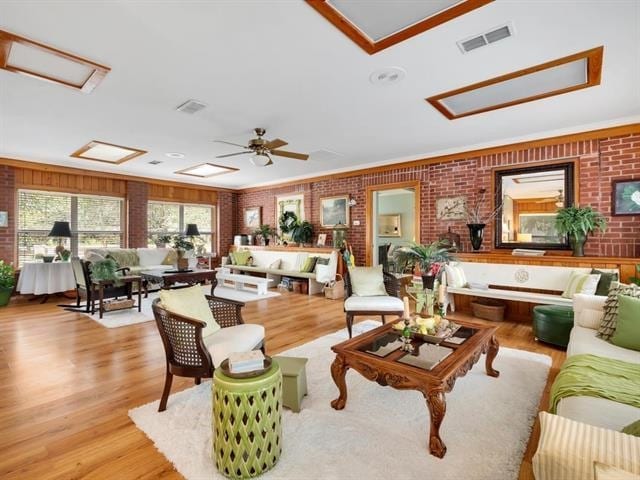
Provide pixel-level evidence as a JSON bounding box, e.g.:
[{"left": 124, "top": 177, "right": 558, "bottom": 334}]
[
  {"left": 215, "top": 127, "right": 309, "bottom": 167},
  {"left": 251, "top": 153, "right": 272, "bottom": 167}
]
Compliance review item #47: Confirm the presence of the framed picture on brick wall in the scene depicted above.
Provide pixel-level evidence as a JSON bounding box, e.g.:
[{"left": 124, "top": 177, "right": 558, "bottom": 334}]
[
  {"left": 0, "top": 211, "right": 7, "bottom": 228},
  {"left": 320, "top": 195, "right": 349, "bottom": 227},
  {"left": 612, "top": 179, "right": 640, "bottom": 216},
  {"left": 244, "top": 206, "right": 261, "bottom": 229}
]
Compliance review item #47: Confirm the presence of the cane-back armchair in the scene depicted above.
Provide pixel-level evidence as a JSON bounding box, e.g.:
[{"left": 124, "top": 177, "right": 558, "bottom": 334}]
[{"left": 152, "top": 295, "right": 265, "bottom": 412}]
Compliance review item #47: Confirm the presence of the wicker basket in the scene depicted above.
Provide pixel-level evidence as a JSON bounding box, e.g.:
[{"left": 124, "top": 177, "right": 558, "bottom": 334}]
[
  {"left": 323, "top": 274, "right": 344, "bottom": 300},
  {"left": 103, "top": 298, "right": 135, "bottom": 312},
  {"left": 471, "top": 299, "right": 505, "bottom": 322}
]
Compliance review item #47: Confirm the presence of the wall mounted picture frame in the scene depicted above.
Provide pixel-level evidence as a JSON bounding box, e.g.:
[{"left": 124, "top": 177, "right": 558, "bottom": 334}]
[
  {"left": 436, "top": 196, "right": 467, "bottom": 220},
  {"left": 276, "top": 193, "right": 304, "bottom": 234},
  {"left": 320, "top": 195, "right": 349, "bottom": 227},
  {"left": 244, "top": 206, "right": 261, "bottom": 229},
  {"left": 378, "top": 214, "right": 401, "bottom": 237},
  {"left": 317, "top": 233, "right": 327, "bottom": 247},
  {"left": 612, "top": 179, "right": 640, "bottom": 216},
  {"left": 0, "top": 211, "right": 7, "bottom": 228}
]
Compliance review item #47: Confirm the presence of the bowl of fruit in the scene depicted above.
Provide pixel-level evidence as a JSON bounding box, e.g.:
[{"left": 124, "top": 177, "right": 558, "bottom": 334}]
[{"left": 393, "top": 315, "right": 459, "bottom": 344}]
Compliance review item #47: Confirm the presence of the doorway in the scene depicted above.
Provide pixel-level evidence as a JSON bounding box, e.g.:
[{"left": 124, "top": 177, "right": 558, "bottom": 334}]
[{"left": 365, "top": 181, "right": 420, "bottom": 266}]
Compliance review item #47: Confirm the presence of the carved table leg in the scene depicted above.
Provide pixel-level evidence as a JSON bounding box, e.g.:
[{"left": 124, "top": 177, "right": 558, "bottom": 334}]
[
  {"left": 330, "top": 354, "right": 349, "bottom": 410},
  {"left": 485, "top": 335, "right": 500, "bottom": 378},
  {"left": 424, "top": 388, "right": 447, "bottom": 458}
]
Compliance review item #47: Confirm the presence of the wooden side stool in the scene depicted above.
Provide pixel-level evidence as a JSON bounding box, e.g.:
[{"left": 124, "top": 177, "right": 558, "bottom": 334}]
[{"left": 273, "top": 356, "right": 308, "bottom": 413}]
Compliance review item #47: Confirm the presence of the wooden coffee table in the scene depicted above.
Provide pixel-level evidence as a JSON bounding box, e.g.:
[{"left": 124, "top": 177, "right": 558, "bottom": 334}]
[
  {"left": 330, "top": 318, "right": 499, "bottom": 458},
  {"left": 140, "top": 269, "right": 217, "bottom": 298}
]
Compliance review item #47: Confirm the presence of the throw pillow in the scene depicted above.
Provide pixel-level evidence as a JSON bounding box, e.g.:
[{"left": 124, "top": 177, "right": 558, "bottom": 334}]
[
  {"left": 622, "top": 420, "right": 640, "bottom": 437},
  {"left": 609, "top": 295, "right": 640, "bottom": 351},
  {"left": 162, "top": 250, "right": 177, "bottom": 266},
  {"left": 348, "top": 265, "right": 387, "bottom": 297},
  {"left": 592, "top": 269, "right": 620, "bottom": 297},
  {"left": 445, "top": 264, "right": 467, "bottom": 288},
  {"left": 85, "top": 251, "right": 105, "bottom": 264},
  {"left": 562, "top": 272, "right": 601, "bottom": 299},
  {"left": 316, "top": 257, "right": 330, "bottom": 266},
  {"left": 159, "top": 285, "right": 220, "bottom": 338},
  {"left": 269, "top": 259, "right": 281, "bottom": 270},
  {"left": 597, "top": 282, "right": 640, "bottom": 340},
  {"left": 107, "top": 249, "right": 139, "bottom": 267},
  {"left": 594, "top": 462, "right": 640, "bottom": 480},
  {"left": 233, "top": 250, "right": 252, "bottom": 266},
  {"left": 300, "top": 256, "right": 318, "bottom": 273}
]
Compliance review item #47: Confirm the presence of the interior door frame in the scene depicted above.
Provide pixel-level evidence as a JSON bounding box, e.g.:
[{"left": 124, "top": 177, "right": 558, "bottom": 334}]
[{"left": 365, "top": 180, "right": 421, "bottom": 266}]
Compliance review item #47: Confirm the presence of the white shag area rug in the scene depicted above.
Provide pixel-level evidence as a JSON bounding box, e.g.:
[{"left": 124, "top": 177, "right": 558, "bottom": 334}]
[
  {"left": 129, "top": 320, "right": 551, "bottom": 480},
  {"left": 76, "top": 285, "right": 280, "bottom": 328}
]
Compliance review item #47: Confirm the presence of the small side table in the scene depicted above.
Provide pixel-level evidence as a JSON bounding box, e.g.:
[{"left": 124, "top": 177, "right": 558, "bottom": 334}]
[
  {"left": 91, "top": 275, "right": 142, "bottom": 319},
  {"left": 212, "top": 363, "right": 282, "bottom": 479}
]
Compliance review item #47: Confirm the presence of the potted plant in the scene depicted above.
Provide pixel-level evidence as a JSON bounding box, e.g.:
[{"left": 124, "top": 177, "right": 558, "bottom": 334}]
[
  {"left": 291, "top": 220, "right": 314, "bottom": 246},
  {"left": 58, "top": 249, "right": 71, "bottom": 262},
  {"left": 254, "top": 224, "right": 275, "bottom": 246},
  {"left": 393, "top": 240, "right": 455, "bottom": 289},
  {"left": 171, "top": 235, "right": 194, "bottom": 270},
  {"left": 90, "top": 258, "right": 118, "bottom": 281},
  {"left": 555, "top": 205, "right": 607, "bottom": 257},
  {"left": 465, "top": 188, "right": 502, "bottom": 251},
  {"left": 155, "top": 234, "right": 172, "bottom": 248},
  {"left": 0, "top": 260, "right": 15, "bottom": 307}
]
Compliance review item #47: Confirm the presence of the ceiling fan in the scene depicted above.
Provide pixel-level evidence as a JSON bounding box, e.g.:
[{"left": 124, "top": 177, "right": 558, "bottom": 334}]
[
  {"left": 214, "top": 128, "right": 309, "bottom": 167},
  {"left": 535, "top": 190, "right": 564, "bottom": 207}
]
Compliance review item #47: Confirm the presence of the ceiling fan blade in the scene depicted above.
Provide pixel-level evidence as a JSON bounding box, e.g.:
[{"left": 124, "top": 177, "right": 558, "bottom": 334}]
[
  {"left": 270, "top": 150, "right": 309, "bottom": 160},
  {"left": 214, "top": 140, "right": 250, "bottom": 149},
  {"left": 264, "top": 138, "right": 287, "bottom": 150},
  {"left": 216, "top": 151, "right": 252, "bottom": 158}
]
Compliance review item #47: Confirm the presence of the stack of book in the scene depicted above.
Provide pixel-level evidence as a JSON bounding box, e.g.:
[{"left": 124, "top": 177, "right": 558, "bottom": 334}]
[{"left": 228, "top": 350, "right": 265, "bottom": 374}]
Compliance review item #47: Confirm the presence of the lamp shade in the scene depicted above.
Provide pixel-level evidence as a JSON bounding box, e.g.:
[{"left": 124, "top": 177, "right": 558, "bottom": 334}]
[
  {"left": 250, "top": 154, "right": 271, "bottom": 167},
  {"left": 48, "top": 221, "right": 72, "bottom": 238},
  {"left": 185, "top": 224, "right": 200, "bottom": 236}
]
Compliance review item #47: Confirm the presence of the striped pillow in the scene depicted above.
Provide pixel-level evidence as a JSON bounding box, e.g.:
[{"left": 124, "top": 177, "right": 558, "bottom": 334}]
[
  {"left": 533, "top": 412, "right": 640, "bottom": 480},
  {"left": 594, "top": 462, "right": 640, "bottom": 480},
  {"left": 597, "top": 282, "right": 640, "bottom": 340},
  {"left": 562, "top": 272, "right": 601, "bottom": 299}
]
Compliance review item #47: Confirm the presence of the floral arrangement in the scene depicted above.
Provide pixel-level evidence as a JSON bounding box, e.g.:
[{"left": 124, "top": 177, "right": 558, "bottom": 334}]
[{"left": 466, "top": 188, "right": 502, "bottom": 224}]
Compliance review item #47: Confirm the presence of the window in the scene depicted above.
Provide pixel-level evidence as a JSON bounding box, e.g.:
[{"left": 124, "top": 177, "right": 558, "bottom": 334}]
[
  {"left": 148, "top": 201, "right": 215, "bottom": 254},
  {"left": 17, "top": 190, "right": 124, "bottom": 266}
]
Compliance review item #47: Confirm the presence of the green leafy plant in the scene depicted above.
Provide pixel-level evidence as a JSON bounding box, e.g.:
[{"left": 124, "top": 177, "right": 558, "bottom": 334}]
[
  {"left": 59, "top": 249, "right": 71, "bottom": 261},
  {"left": 630, "top": 264, "right": 640, "bottom": 287},
  {"left": 154, "top": 234, "right": 172, "bottom": 246},
  {"left": 393, "top": 240, "right": 455, "bottom": 276},
  {"left": 254, "top": 224, "right": 275, "bottom": 240},
  {"left": 291, "top": 220, "right": 314, "bottom": 245},
  {"left": 555, "top": 206, "right": 607, "bottom": 237},
  {"left": 279, "top": 211, "right": 299, "bottom": 235},
  {"left": 171, "top": 235, "right": 194, "bottom": 252},
  {"left": 90, "top": 258, "right": 118, "bottom": 281},
  {"left": 0, "top": 260, "right": 16, "bottom": 289}
]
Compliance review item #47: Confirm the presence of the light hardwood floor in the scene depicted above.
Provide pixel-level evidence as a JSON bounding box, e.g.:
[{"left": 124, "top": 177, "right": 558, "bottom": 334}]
[{"left": 0, "top": 291, "right": 565, "bottom": 479}]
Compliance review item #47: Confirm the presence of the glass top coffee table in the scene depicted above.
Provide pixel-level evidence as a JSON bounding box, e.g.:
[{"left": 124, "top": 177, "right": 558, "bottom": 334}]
[
  {"left": 330, "top": 318, "right": 500, "bottom": 458},
  {"left": 140, "top": 269, "right": 217, "bottom": 298}
]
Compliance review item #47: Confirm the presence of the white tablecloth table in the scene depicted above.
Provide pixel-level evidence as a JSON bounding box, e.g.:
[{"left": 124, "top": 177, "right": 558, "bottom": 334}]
[{"left": 17, "top": 262, "right": 76, "bottom": 295}]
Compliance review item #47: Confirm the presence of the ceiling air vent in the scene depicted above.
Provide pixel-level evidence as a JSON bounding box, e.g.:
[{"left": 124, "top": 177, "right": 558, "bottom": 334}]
[
  {"left": 457, "top": 23, "right": 515, "bottom": 54},
  {"left": 176, "top": 99, "right": 207, "bottom": 114},
  {"left": 148, "top": 160, "right": 163, "bottom": 165}
]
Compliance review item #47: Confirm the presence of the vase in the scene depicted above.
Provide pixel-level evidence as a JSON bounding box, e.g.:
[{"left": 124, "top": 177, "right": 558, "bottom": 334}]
[
  {"left": 467, "top": 223, "right": 486, "bottom": 251},
  {"left": 176, "top": 250, "right": 189, "bottom": 270},
  {"left": 569, "top": 232, "right": 586, "bottom": 257},
  {"left": 421, "top": 274, "right": 436, "bottom": 290},
  {"left": 264, "top": 238, "right": 270, "bottom": 246}
]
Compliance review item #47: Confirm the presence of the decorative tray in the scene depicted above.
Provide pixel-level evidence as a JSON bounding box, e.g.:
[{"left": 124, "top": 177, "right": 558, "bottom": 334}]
[{"left": 219, "top": 356, "right": 272, "bottom": 379}]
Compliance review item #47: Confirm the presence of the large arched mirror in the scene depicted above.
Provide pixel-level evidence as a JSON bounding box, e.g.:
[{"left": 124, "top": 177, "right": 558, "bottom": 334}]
[{"left": 495, "top": 161, "right": 576, "bottom": 250}]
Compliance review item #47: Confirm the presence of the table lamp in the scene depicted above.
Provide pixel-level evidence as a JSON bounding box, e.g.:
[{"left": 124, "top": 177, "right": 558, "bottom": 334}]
[
  {"left": 185, "top": 224, "right": 200, "bottom": 237},
  {"left": 48, "top": 221, "right": 71, "bottom": 257}
]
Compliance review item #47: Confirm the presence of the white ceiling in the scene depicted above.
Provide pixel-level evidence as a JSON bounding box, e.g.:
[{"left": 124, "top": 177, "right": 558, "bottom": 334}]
[{"left": 0, "top": 0, "right": 639, "bottom": 190}]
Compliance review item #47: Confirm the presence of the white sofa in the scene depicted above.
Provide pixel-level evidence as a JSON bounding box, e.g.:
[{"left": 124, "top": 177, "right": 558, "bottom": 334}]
[
  {"left": 225, "top": 247, "right": 338, "bottom": 295},
  {"left": 533, "top": 293, "right": 640, "bottom": 479},
  {"left": 84, "top": 247, "right": 189, "bottom": 273}
]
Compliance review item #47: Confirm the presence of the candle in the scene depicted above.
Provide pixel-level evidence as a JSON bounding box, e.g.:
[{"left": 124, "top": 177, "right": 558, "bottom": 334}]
[
  {"left": 403, "top": 296, "right": 410, "bottom": 319},
  {"left": 438, "top": 284, "right": 446, "bottom": 304}
]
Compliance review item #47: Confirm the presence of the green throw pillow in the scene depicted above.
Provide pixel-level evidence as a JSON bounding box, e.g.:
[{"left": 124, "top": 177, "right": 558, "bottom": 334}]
[
  {"left": 609, "top": 295, "right": 640, "bottom": 351},
  {"left": 592, "top": 269, "right": 619, "bottom": 297},
  {"left": 300, "top": 256, "right": 318, "bottom": 273},
  {"left": 233, "top": 250, "right": 251, "bottom": 266},
  {"left": 597, "top": 283, "right": 640, "bottom": 340},
  {"left": 159, "top": 285, "right": 220, "bottom": 338},
  {"left": 622, "top": 419, "right": 640, "bottom": 437}
]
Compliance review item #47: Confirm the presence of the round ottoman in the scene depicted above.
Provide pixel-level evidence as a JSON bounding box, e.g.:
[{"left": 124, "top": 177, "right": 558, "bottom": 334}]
[
  {"left": 212, "top": 363, "right": 282, "bottom": 479},
  {"left": 532, "top": 305, "right": 574, "bottom": 348}
]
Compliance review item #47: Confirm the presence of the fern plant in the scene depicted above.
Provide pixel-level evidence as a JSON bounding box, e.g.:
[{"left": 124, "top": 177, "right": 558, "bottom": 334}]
[{"left": 555, "top": 206, "right": 607, "bottom": 237}]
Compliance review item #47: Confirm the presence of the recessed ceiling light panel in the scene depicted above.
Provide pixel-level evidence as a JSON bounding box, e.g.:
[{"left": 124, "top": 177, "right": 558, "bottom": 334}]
[
  {"left": 175, "top": 163, "right": 239, "bottom": 178},
  {"left": 426, "top": 46, "right": 603, "bottom": 119},
  {"left": 70, "top": 141, "right": 147, "bottom": 164},
  {"left": 369, "top": 66, "right": 406, "bottom": 86},
  {"left": 0, "top": 29, "right": 110, "bottom": 93}
]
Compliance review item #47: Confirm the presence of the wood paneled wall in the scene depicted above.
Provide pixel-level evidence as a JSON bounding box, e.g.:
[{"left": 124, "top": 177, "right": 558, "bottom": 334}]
[
  {"left": 15, "top": 167, "right": 127, "bottom": 196},
  {"left": 148, "top": 183, "right": 217, "bottom": 205}
]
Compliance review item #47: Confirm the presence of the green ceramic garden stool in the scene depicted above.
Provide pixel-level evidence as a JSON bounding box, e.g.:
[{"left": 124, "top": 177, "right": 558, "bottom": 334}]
[
  {"left": 212, "top": 363, "right": 282, "bottom": 479},
  {"left": 532, "top": 304, "right": 574, "bottom": 348},
  {"left": 273, "top": 356, "right": 308, "bottom": 413}
]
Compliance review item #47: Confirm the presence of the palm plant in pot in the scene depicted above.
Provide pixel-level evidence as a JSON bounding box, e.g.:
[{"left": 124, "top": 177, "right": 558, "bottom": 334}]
[
  {"left": 555, "top": 205, "right": 607, "bottom": 257},
  {"left": 0, "top": 260, "right": 15, "bottom": 307},
  {"left": 393, "top": 240, "right": 455, "bottom": 289},
  {"left": 291, "top": 220, "right": 314, "bottom": 247},
  {"left": 253, "top": 224, "right": 275, "bottom": 246}
]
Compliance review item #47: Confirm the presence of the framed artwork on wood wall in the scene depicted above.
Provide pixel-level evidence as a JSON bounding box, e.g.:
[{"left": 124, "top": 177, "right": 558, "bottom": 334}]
[
  {"left": 612, "top": 179, "right": 640, "bottom": 216},
  {"left": 244, "top": 207, "right": 261, "bottom": 229},
  {"left": 320, "top": 195, "right": 349, "bottom": 227}
]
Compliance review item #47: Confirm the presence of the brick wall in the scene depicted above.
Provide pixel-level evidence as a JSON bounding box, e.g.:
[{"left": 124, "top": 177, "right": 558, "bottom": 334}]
[
  {"left": 217, "top": 191, "right": 238, "bottom": 256},
  {"left": 127, "top": 181, "right": 149, "bottom": 248},
  {"left": 0, "top": 166, "right": 16, "bottom": 264},
  {"left": 236, "top": 134, "right": 640, "bottom": 263}
]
